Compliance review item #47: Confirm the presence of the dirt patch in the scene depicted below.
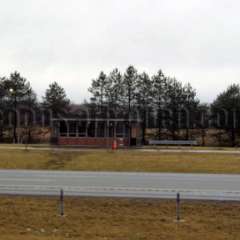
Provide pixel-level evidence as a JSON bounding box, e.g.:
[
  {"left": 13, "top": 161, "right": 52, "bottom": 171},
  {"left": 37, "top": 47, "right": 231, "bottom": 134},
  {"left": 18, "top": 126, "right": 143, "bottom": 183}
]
[{"left": 44, "top": 152, "right": 74, "bottom": 170}]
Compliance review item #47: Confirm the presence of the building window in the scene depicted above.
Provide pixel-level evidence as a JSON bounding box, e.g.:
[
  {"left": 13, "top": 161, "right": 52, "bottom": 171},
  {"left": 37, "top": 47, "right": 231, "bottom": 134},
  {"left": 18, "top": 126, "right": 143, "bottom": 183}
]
[
  {"left": 60, "top": 121, "right": 68, "bottom": 136},
  {"left": 108, "top": 122, "right": 114, "bottom": 137},
  {"left": 87, "top": 122, "right": 95, "bottom": 137},
  {"left": 78, "top": 122, "right": 87, "bottom": 137},
  {"left": 116, "top": 122, "right": 124, "bottom": 137},
  {"left": 69, "top": 122, "right": 77, "bottom": 137},
  {"left": 97, "top": 121, "right": 105, "bottom": 137}
]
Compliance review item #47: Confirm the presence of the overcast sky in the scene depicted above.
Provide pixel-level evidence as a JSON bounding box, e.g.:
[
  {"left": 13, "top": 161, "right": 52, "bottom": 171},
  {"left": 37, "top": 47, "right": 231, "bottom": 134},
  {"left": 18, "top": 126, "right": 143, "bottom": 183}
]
[{"left": 0, "top": 0, "right": 239, "bottom": 103}]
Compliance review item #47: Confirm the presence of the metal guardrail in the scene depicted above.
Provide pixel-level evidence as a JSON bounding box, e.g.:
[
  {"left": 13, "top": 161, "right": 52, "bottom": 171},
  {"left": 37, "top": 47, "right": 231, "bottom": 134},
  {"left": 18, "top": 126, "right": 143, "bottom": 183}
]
[{"left": 148, "top": 140, "right": 198, "bottom": 146}]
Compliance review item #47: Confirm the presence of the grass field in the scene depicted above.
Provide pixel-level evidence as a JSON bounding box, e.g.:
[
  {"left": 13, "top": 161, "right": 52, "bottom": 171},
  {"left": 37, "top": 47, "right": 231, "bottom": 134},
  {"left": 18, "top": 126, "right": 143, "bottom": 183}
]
[
  {"left": 0, "top": 196, "right": 238, "bottom": 240},
  {"left": 0, "top": 148, "right": 240, "bottom": 173},
  {"left": 0, "top": 147, "right": 239, "bottom": 239},
  {"left": 1, "top": 143, "right": 240, "bottom": 152}
]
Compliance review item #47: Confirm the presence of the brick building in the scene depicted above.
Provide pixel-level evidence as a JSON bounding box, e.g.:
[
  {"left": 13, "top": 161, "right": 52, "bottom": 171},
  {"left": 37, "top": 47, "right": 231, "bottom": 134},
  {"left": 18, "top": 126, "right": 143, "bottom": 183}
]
[{"left": 51, "top": 117, "right": 142, "bottom": 147}]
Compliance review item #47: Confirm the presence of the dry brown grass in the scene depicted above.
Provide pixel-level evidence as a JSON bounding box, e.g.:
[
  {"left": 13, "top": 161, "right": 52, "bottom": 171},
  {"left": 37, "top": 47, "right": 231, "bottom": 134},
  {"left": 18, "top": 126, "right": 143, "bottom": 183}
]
[
  {"left": 0, "top": 196, "right": 239, "bottom": 240},
  {"left": 1, "top": 149, "right": 240, "bottom": 173}
]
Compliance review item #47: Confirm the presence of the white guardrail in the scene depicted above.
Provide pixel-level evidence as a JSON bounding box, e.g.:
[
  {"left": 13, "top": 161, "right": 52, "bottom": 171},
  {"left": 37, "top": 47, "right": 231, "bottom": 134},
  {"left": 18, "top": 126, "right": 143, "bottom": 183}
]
[{"left": 148, "top": 140, "right": 198, "bottom": 146}]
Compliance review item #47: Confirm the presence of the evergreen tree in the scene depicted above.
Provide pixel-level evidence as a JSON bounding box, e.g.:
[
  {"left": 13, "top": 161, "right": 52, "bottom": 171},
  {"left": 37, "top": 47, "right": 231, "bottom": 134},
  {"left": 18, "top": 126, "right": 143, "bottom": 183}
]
[
  {"left": 105, "top": 68, "right": 124, "bottom": 113},
  {"left": 152, "top": 70, "right": 167, "bottom": 139},
  {"left": 24, "top": 87, "right": 37, "bottom": 143},
  {"left": 182, "top": 83, "right": 199, "bottom": 139},
  {"left": 164, "top": 77, "right": 185, "bottom": 139},
  {"left": 123, "top": 66, "right": 138, "bottom": 117},
  {"left": 3, "top": 72, "right": 32, "bottom": 143},
  {"left": 43, "top": 82, "right": 70, "bottom": 118},
  {"left": 88, "top": 71, "right": 108, "bottom": 110},
  {"left": 136, "top": 72, "right": 153, "bottom": 144},
  {"left": 123, "top": 66, "right": 138, "bottom": 144},
  {"left": 195, "top": 103, "right": 210, "bottom": 146},
  {"left": 0, "top": 78, "right": 6, "bottom": 139},
  {"left": 211, "top": 84, "right": 240, "bottom": 146}
]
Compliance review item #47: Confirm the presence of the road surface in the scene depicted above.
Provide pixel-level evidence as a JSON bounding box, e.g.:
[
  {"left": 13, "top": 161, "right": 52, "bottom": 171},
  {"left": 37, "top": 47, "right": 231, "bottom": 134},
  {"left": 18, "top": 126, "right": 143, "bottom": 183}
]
[{"left": 0, "top": 170, "right": 240, "bottom": 201}]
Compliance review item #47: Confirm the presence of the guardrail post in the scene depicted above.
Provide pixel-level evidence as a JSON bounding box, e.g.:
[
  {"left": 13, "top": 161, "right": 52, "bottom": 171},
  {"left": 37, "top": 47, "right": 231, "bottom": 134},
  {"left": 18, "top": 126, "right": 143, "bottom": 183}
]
[
  {"left": 60, "top": 189, "right": 64, "bottom": 216},
  {"left": 176, "top": 192, "right": 180, "bottom": 222}
]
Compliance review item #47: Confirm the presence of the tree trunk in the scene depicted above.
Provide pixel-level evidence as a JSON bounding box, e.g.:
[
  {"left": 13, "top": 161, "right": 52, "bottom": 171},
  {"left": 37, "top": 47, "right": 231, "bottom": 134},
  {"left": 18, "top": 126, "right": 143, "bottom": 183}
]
[
  {"left": 158, "top": 106, "right": 161, "bottom": 140},
  {"left": 185, "top": 128, "right": 189, "bottom": 140},
  {"left": 141, "top": 110, "right": 146, "bottom": 145},
  {"left": 231, "top": 111, "right": 237, "bottom": 147},
  {"left": 201, "top": 129, "right": 206, "bottom": 146},
  {"left": 13, "top": 96, "right": 17, "bottom": 143},
  {"left": 231, "top": 127, "right": 236, "bottom": 147},
  {"left": 128, "top": 93, "right": 132, "bottom": 146}
]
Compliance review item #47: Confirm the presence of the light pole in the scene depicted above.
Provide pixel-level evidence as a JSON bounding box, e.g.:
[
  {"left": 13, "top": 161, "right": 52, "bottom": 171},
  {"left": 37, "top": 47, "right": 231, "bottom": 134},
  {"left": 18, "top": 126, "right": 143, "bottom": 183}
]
[{"left": 9, "top": 88, "right": 17, "bottom": 143}]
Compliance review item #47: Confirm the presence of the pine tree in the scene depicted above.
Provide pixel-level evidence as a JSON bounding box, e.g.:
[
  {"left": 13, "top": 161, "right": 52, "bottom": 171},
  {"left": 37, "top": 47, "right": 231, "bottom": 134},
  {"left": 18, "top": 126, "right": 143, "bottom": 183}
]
[
  {"left": 136, "top": 72, "right": 153, "bottom": 144},
  {"left": 182, "top": 83, "right": 199, "bottom": 140},
  {"left": 211, "top": 84, "right": 240, "bottom": 146},
  {"left": 3, "top": 71, "right": 32, "bottom": 143},
  {"left": 88, "top": 71, "right": 108, "bottom": 110},
  {"left": 123, "top": 66, "right": 138, "bottom": 144},
  {"left": 164, "top": 77, "right": 185, "bottom": 139},
  {"left": 105, "top": 68, "right": 124, "bottom": 114},
  {"left": 152, "top": 70, "right": 167, "bottom": 139},
  {"left": 43, "top": 82, "right": 70, "bottom": 118}
]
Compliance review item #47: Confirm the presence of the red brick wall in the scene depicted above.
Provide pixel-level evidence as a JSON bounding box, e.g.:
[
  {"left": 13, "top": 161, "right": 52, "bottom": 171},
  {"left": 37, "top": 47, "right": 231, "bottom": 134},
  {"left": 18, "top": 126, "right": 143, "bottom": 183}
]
[{"left": 58, "top": 137, "right": 129, "bottom": 147}]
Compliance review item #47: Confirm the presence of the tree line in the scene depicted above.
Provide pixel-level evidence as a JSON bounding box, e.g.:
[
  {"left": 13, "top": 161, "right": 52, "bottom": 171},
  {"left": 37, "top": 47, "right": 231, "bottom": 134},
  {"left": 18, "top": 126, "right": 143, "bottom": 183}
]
[
  {"left": 0, "top": 72, "right": 69, "bottom": 143},
  {"left": 0, "top": 67, "right": 240, "bottom": 146},
  {"left": 88, "top": 66, "right": 240, "bottom": 146},
  {"left": 88, "top": 66, "right": 200, "bottom": 144}
]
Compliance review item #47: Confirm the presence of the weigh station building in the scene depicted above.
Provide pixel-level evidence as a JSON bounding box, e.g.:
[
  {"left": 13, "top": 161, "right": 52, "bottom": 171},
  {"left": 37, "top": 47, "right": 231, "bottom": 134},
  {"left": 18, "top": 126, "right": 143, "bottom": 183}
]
[{"left": 51, "top": 107, "right": 142, "bottom": 147}]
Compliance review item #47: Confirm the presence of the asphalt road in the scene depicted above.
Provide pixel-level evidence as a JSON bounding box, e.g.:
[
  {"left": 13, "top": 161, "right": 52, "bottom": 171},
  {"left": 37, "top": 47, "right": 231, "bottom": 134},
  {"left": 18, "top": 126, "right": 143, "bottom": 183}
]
[{"left": 0, "top": 170, "right": 240, "bottom": 201}]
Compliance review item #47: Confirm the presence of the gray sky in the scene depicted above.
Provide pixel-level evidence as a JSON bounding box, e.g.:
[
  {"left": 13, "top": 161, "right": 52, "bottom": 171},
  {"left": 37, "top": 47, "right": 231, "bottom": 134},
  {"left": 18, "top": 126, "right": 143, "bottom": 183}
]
[{"left": 1, "top": 0, "right": 239, "bottom": 103}]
